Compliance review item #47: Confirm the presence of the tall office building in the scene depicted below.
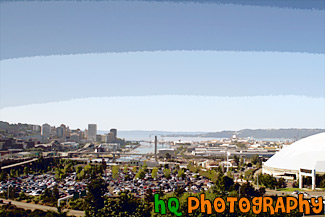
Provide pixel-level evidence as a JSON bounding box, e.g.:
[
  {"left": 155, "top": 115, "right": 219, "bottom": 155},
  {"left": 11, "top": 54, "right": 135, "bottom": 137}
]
[
  {"left": 56, "top": 126, "right": 65, "bottom": 138},
  {"left": 110, "top": 129, "right": 117, "bottom": 138},
  {"left": 106, "top": 132, "right": 115, "bottom": 142},
  {"left": 41, "top": 123, "right": 51, "bottom": 137},
  {"left": 57, "top": 124, "right": 68, "bottom": 138},
  {"left": 88, "top": 124, "right": 97, "bottom": 142}
]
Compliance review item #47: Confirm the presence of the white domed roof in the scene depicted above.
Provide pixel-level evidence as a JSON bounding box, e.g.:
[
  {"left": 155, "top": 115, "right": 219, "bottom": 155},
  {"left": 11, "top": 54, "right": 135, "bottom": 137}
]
[{"left": 264, "top": 133, "right": 325, "bottom": 173}]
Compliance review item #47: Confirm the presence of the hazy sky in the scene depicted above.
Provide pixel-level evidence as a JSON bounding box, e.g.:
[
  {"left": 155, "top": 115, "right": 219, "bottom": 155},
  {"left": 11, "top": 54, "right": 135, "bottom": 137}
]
[
  {"left": 1, "top": 96, "right": 324, "bottom": 131},
  {"left": 0, "top": 0, "right": 324, "bottom": 131}
]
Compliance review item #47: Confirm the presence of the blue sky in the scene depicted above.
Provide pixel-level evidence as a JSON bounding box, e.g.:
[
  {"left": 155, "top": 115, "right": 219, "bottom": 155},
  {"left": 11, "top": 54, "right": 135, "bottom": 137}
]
[
  {"left": 0, "top": 0, "right": 324, "bottom": 131},
  {"left": 0, "top": 51, "right": 324, "bottom": 108},
  {"left": 1, "top": 1, "right": 324, "bottom": 59}
]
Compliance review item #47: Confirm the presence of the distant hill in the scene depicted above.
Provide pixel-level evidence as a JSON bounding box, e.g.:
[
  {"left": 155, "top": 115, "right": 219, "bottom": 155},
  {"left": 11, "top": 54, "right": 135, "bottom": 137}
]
[{"left": 166, "top": 129, "right": 325, "bottom": 139}]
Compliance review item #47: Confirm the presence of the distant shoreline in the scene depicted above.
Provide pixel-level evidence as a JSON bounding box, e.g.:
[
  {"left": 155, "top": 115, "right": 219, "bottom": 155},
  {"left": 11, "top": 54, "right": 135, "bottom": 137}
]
[{"left": 110, "top": 129, "right": 325, "bottom": 141}]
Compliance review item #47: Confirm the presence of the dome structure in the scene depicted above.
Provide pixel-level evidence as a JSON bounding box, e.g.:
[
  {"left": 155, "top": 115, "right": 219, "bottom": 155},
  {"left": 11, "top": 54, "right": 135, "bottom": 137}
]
[{"left": 262, "top": 132, "right": 325, "bottom": 176}]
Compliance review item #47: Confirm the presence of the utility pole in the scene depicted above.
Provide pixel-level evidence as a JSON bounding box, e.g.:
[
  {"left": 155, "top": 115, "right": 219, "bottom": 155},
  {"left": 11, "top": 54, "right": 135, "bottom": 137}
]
[
  {"left": 7, "top": 174, "right": 10, "bottom": 199},
  {"left": 226, "top": 151, "right": 230, "bottom": 173},
  {"left": 154, "top": 136, "right": 158, "bottom": 162}
]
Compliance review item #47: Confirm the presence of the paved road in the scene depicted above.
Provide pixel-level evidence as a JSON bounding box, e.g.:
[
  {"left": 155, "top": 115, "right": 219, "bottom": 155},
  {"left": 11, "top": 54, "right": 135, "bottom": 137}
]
[
  {"left": 265, "top": 189, "right": 325, "bottom": 198},
  {"left": 1, "top": 158, "right": 38, "bottom": 170},
  {"left": 0, "top": 198, "right": 85, "bottom": 216}
]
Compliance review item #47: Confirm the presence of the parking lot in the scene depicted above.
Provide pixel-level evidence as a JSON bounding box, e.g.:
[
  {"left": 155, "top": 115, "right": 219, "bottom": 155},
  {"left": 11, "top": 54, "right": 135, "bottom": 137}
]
[
  {"left": 104, "top": 167, "right": 214, "bottom": 197},
  {"left": 0, "top": 173, "right": 87, "bottom": 199},
  {"left": 0, "top": 166, "right": 215, "bottom": 201}
]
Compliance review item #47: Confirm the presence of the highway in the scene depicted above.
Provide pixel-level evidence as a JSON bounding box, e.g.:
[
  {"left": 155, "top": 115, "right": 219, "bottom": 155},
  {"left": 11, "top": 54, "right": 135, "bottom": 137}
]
[
  {"left": 0, "top": 198, "right": 85, "bottom": 216},
  {"left": 67, "top": 151, "right": 145, "bottom": 156},
  {"left": 0, "top": 158, "right": 38, "bottom": 170}
]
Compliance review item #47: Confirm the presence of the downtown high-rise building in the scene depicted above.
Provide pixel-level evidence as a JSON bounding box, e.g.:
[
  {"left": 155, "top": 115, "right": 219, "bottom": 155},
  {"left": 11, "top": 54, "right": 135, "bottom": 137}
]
[
  {"left": 110, "top": 128, "right": 117, "bottom": 138},
  {"left": 56, "top": 126, "right": 65, "bottom": 138},
  {"left": 87, "top": 124, "right": 97, "bottom": 142},
  {"left": 41, "top": 123, "right": 51, "bottom": 138}
]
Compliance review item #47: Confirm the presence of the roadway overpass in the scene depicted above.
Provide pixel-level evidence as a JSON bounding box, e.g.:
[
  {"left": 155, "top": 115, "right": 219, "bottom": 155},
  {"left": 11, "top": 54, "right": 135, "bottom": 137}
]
[
  {"left": 0, "top": 158, "right": 38, "bottom": 170},
  {"left": 66, "top": 152, "right": 146, "bottom": 156},
  {"left": 0, "top": 157, "right": 60, "bottom": 172}
]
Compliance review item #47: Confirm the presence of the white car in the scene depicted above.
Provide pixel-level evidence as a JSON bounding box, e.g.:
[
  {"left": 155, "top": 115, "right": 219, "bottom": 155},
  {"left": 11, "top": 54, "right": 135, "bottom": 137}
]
[{"left": 303, "top": 192, "right": 310, "bottom": 197}]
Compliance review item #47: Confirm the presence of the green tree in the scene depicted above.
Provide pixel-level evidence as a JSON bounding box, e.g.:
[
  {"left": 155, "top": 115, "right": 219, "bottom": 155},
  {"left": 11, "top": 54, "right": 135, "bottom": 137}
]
[
  {"left": 55, "top": 168, "right": 63, "bottom": 180},
  {"left": 165, "top": 153, "right": 171, "bottom": 160},
  {"left": 84, "top": 164, "right": 92, "bottom": 173},
  {"left": 85, "top": 177, "right": 108, "bottom": 217},
  {"left": 177, "top": 168, "right": 185, "bottom": 179},
  {"left": 135, "top": 170, "right": 145, "bottom": 179},
  {"left": 240, "top": 182, "right": 260, "bottom": 197},
  {"left": 174, "top": 187, "right": 185, "bottom": 197},
  {"left": 251, "top": 154, "right": 260, "bottom": 165},
  {"left": 76, "top": 166, "right": 82, "bottom": 174},
  {"left": 208, "top": 170, "right": 218, "bottom": 182},
  {"left": 98, "top": 191, "right": 151, "bottom": 217},
  {"left": 10, "top": 169, "right": 16, "bottom": 178},
  {"left": 187, "top": 162, "right": 199, "bottom": 173},
  {"left": 259, "top": 187, "right": 266, "bottom": 196},
  {"left": 112, "top": 165, "right": 120, "bottom": 180},
  {"left": 63, "top": 163, "right": 73, "bottom": 174},
  {"left": 277, "top": 177, "right": 287, "bottom": 188},
  {"left": 123, "top": 164, "right": 129, "bottom": 174},
  {"left": 17, "top": 191, "right": 29, "bottom": 201},
  {"left": 151, "top": 167, "right": 158, "bottom": 179},
  {"left": 53, "top": 185, "right": 60, "bottom": 201},
  {"left": 78, "top": 170, "right": 85, "bottom": 180},
  {"left": 163, "top": 168, "right": 171, "bottom": 179},
  {"left": 142, "top": 161, "right": 148, "bottom": 172},
  {"left": 41, "top": 188, "right": 54, "bottom": 203},
  {"left": 0, "top": 170, "right": 8, "bottom": 182},
  {"left": 69, "top": 198, "right": 86, "bottom": 211},
  {"left": 144, "top": 188, "right": 154, "bottom": 203},
  {"left": 23, "top": 167, "right": 29, "bottom": 175},
  {"left": 258, "top": 173, "right": 278, "bottom": 189}
]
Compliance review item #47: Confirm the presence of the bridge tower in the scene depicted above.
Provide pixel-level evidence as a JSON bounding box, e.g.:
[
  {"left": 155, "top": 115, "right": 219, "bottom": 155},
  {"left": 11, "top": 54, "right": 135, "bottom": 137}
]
[{"left": 155, "top": 136, "right": 158, "bottom": 162}]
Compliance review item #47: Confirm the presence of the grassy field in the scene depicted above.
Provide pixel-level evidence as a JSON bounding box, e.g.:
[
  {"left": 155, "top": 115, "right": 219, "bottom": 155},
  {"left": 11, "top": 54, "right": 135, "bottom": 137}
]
[
  {"left": 276, "top": 188, "right": 325, "bottom": 192},
  {"left": 276, "top": 188, "right": 303, "bottom": 192}
]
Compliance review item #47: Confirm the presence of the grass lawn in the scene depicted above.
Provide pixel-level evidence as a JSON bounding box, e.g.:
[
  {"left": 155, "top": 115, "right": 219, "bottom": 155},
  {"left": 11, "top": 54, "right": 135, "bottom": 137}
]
[
  {"left": 276, "top": 188, "right": 325, "bottom": 192},
  {"left": 276, "top": 188, "right": 303, "bottom": 192}
]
